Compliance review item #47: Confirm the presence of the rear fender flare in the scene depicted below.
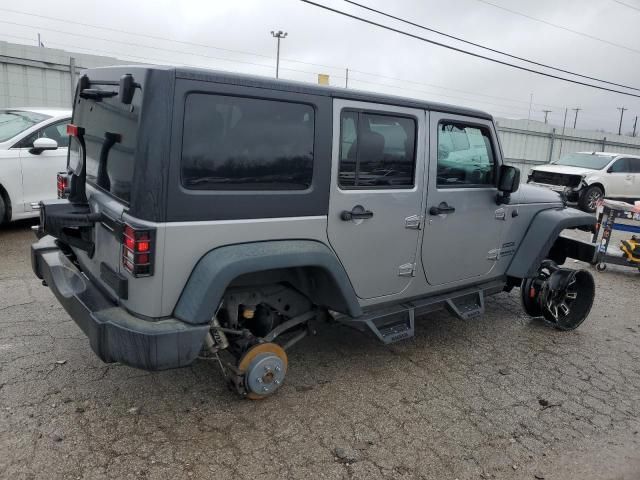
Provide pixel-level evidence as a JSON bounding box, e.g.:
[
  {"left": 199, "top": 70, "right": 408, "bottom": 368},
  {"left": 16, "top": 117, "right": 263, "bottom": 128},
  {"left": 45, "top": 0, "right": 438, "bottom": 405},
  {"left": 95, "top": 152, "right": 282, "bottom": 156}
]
[
  {"left": 174, "top": 240, "right": 362, "bottom": 325},
  {"left": 507, "top": 207, "right": 595, "bottom": 279}
]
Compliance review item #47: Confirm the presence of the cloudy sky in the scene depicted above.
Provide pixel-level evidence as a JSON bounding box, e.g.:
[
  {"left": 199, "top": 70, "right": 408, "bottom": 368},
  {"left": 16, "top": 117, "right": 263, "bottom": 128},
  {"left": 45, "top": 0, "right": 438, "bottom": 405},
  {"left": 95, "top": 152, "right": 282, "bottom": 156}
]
[{"left": 2, "top": 0, "right": 640, "bottom": 134}]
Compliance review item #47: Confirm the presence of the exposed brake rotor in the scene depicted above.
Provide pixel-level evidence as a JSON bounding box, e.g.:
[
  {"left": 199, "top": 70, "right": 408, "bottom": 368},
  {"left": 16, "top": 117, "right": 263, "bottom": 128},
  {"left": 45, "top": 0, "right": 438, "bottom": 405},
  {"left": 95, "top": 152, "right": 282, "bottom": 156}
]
[{"left": 237, "top": 343, "right": 288, "bottom": 400}]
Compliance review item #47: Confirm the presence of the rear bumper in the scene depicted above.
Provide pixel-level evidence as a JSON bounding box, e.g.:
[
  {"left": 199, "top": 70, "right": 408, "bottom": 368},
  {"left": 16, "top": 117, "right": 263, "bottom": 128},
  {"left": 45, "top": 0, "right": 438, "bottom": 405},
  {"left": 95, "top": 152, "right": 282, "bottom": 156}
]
[{"left": 31, "top": 236, "right": 209, "bottom": 370}]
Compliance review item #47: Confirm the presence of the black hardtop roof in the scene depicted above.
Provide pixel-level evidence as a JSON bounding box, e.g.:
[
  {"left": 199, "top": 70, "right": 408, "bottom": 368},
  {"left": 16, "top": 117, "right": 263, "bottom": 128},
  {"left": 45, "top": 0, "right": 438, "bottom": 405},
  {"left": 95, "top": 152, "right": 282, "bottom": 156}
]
[{"left": 84, "top": 65, "right": 493, "bottom": 120}]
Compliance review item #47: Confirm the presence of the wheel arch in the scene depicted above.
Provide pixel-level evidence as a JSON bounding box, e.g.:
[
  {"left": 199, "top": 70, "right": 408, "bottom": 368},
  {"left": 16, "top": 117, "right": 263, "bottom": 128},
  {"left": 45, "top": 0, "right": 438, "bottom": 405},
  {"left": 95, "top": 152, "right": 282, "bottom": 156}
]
[
  {"left": 0, "top": 182, "right": 11, "bottom": 222},
  {"left": 585, "top": 181, "right": 605, "bottom": 195},
  {"left": 507, "top": 207, "right": 596, "bottom": 279},
  {"left": 173, "top": 240, "right": 362, "bottom": 325}
]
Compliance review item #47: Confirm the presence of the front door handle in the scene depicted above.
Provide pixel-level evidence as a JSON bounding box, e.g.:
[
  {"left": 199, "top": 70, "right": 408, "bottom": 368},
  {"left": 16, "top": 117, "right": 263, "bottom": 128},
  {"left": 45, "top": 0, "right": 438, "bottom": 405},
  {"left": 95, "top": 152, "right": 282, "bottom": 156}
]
[
  {"left": 341, "top": 205, "right": 374, "bottom": 221},
  {"left": 429, "top": 202, "right": 456, "bottom": 215}
]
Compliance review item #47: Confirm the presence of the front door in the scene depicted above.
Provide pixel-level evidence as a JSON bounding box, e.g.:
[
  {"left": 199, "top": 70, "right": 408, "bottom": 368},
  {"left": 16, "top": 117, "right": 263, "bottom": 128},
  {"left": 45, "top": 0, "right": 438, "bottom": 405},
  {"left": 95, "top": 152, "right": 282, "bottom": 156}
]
[
  {"left": 18, "top": 120, "right": 69, "bottom": 211},
  {"left": 422, "top": 112, "right": 504, "bottom": 286},
  {"left": 327, "top": 100, "right": 426, "bottom": 299}
]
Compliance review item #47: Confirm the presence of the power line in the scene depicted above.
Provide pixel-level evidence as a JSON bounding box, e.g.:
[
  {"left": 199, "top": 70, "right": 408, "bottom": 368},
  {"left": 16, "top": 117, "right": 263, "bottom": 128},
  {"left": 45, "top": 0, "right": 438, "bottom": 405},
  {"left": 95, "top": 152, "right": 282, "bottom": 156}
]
[
  {"left": 473, "top": 0, "right": 640, "bottom": 55},
  {"left": 0, "top": 6, "right": 346, "bottom": 73},
  {"left": 613, "top": 0, "right": 640, "bottom": 12},
  {"left": 299, "top": 0, "right": 640, "bottom": 98},
  {"left": 345, "top": 0, "right": 640, "bottom": 92}
]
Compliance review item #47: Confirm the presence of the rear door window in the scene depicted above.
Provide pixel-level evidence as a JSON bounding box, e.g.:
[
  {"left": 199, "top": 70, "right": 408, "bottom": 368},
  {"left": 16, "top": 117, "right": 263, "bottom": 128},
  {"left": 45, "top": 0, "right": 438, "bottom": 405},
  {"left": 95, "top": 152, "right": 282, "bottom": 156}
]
[
  {"left": 181, "top": 94, "right": 314, "bottom": 190},
  {"left": 437, "top": 122, "right": 496, "bottom": 187},
  {"left": 78, "top": 88, "right": 142, "bottom": 204},
  {"left": 338, "top": 110, "right": 416, "bottom": 188},
  {"left": 629, "top": 158, "right": 640, "bottom": 173}
]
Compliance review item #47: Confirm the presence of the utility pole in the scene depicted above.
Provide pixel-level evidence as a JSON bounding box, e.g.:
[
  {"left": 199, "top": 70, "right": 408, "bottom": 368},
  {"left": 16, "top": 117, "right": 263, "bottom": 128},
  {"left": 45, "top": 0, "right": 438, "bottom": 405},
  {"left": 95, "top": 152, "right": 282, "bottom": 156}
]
[
  {"left": 617, "top": 107, "right": 627, "bottom": 135},
  {"left": 572, "top": 108, "right": 581, "bottom": 128},
  {"left": 270, "top": 30, "right": 288, "bottom": 79},
  {"left": 542, "top": 110, "right": 552, "bottom": 124},
  {"left": 558, "top": 107, "right": 568, "bottom": 158},
  {"left": 633, "top": 116, "right": 638, "bottom": 137}
]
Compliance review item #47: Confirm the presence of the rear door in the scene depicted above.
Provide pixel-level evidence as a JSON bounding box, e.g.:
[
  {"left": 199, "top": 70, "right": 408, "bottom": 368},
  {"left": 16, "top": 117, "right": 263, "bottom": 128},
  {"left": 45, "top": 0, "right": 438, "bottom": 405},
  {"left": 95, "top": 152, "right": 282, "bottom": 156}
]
[
  {"left": 327, "top": 99, "right": 426, "bottom": 299},
  {"left": 630, "top": 158, "right": 640, "bottom": 197},
  {"left": 17, "top": 119, "right": 69, "bottom": 212},
  {"left": 70, "top": 83, "right": 143, "bottom": 292},
  {"left": 422, "top": 112, "right": 504, "bottom": 286}
]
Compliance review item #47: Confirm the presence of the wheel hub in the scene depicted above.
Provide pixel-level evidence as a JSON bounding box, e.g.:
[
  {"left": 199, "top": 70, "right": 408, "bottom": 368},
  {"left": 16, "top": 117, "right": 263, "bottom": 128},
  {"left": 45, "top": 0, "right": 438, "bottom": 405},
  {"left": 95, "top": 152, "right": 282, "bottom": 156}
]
[{"left": 238, "top": 343, "right": 288, "bottom": 399}]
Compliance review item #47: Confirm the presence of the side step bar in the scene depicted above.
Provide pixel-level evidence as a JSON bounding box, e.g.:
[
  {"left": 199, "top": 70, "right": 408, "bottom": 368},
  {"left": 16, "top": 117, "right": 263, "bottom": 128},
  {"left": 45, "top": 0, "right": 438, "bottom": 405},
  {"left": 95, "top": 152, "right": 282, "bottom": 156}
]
[{"left": 336, "top": 280, "right": 503, "bottom": 344}]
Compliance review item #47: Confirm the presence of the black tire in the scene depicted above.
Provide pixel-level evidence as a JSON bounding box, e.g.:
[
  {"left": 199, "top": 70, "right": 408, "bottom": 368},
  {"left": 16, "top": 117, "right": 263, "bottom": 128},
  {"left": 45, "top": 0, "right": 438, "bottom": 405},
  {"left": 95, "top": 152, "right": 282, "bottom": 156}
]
[
  {"left": 0, "top": 195, "right": 5, "bottom": 226},
  {"left": 579, "top": 185, "right": 603, "bottom": 213}
]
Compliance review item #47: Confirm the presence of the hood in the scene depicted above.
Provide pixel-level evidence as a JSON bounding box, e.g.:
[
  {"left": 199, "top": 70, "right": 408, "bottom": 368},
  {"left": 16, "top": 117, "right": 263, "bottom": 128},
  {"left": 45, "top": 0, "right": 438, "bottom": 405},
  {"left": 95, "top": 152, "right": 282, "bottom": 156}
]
[
  {"left": 510, "top": 183, "right": 563, "bottom": 205},
  {"left": 530, "top": 164, "right": 595, "bottom": 176}
]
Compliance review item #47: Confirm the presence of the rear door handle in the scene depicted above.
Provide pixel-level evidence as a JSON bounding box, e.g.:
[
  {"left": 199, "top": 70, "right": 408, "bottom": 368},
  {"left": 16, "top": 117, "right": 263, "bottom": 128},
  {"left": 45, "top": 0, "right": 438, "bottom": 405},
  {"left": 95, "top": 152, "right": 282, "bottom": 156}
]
[
  {"left": 429, "top": 202, "right": 456, "bottom": 215},
  {"left": 341, "top": 206, "right": 374, "bottom": 221}
]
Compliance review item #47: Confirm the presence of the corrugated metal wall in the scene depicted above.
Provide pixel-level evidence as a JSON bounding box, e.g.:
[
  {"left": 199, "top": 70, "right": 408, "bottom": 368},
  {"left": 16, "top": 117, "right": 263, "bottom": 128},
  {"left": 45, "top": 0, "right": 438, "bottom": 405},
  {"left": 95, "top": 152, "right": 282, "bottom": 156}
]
[
  {"left": 496, "top": 118, "right": 640, "bottom": 178},
  {"left": 0, "top": 41, "right": 120, "bottom": 109}
]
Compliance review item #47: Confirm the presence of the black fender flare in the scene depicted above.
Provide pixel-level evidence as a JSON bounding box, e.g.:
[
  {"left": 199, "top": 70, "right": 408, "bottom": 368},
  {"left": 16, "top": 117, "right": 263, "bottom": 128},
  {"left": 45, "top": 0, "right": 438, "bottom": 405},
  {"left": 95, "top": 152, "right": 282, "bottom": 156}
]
[
  {"left": 174, "top": 240, "right": 362, "bottom": 325},
  {"left": 507, "top": 207, "right": 596, "bottom": 279}
]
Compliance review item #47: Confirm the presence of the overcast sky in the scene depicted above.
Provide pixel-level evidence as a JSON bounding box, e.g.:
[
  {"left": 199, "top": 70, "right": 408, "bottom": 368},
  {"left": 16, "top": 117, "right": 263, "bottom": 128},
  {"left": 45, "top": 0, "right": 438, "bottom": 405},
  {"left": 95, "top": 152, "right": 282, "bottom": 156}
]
[{"left": 2, "top": 0, "right": 640, "bottom": 134}]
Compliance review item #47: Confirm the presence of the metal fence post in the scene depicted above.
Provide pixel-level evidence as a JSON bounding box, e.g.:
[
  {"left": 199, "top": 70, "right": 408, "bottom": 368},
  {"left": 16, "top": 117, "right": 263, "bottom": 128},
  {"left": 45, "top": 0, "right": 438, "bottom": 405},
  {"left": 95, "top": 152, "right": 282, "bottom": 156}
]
[
  {"left": 547, "top": 128, "right": 556, "bottom": 163},
  {"left": 69, "top": 57, "right": 76, "bottom": 103},
  {"left": 602, "top": 136, "right": 607, "bottom": 152}
]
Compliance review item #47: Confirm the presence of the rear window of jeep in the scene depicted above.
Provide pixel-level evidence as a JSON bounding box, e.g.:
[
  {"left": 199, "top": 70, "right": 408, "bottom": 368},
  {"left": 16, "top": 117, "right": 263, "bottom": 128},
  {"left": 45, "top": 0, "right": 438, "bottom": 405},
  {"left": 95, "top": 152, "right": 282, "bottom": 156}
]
[{"left": 181, "top": 94, "right": 314, "bottom": 190}]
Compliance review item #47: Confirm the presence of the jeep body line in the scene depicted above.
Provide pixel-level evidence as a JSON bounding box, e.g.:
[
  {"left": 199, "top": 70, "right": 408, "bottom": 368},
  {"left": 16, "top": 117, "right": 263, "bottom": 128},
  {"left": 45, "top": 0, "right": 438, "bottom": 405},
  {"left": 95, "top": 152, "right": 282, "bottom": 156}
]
[
  {"left": 527, "top": 152, "right": 640, "bottom": 213},
  {"left": 32, "top": 66, "right": 597, "bottom": 399}
]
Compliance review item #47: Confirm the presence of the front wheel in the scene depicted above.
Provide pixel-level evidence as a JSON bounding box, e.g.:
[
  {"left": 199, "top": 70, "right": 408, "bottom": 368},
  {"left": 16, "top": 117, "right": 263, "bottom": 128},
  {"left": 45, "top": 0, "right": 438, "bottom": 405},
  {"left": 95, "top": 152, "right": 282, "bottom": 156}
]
[
  {"left": 578, "top": 185, "right": 603, "bottom": 213},
  {"left": 521, "top": 261, "right": 596, "bottom": 331}
]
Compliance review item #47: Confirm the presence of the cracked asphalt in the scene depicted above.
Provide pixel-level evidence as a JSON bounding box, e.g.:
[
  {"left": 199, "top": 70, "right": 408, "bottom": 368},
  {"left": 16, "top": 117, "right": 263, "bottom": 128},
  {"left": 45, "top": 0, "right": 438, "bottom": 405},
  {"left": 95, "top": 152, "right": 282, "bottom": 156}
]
[{"left": 1, "top": 220, "right": 640, "bottom": 480}]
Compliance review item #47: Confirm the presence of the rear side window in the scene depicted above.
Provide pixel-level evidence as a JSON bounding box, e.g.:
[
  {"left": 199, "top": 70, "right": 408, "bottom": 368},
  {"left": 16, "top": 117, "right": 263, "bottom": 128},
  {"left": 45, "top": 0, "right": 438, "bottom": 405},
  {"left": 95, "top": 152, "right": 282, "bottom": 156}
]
[
  {"left": 437, "top": 122, "right": 495, "bottom": 187},
  {"left": 629, "top": 158, "right": 640, "bottom": 173},
  {"left": 181, "top": 94, "right": 314, "bottom": 190},
  {"left": 339, "top": 110, "right": 416, "bottom": 189}
]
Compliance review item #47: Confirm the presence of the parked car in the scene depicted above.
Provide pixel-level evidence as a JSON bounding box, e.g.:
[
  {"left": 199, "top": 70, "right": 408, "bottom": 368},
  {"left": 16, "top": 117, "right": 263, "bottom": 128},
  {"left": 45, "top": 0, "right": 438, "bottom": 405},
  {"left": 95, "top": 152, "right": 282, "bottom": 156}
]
[
  {"left": 527, "top": 152, "right": 640, "bottom": 213},
  {"left": 0, "top": 108, "right": 71, "bottom": 224},
  {"left": 32, "top": 67, "right": 596, "bottom": 399}
]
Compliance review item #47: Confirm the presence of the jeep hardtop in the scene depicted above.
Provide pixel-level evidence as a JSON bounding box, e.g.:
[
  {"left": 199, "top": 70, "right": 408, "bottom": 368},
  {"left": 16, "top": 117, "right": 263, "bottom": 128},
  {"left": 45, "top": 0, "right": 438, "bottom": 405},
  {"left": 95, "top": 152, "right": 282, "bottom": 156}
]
[{"left": 32, "top": 65, "right": 597, "bottom": 399}]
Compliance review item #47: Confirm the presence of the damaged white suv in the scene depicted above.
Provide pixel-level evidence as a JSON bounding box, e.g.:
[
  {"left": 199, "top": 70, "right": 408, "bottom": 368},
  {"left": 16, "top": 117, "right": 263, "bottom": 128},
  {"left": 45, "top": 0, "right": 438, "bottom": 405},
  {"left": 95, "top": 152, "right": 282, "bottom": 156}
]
[{"left": 528, "top": 152, "right": 640, "bottom": 213}]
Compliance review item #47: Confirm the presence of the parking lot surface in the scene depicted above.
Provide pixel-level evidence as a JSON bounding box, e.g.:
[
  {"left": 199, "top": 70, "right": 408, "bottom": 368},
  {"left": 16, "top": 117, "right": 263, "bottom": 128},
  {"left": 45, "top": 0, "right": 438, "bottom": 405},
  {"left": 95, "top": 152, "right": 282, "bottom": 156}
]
[{"left": 1, "top": 220, "right": 640, "bottom": 480}]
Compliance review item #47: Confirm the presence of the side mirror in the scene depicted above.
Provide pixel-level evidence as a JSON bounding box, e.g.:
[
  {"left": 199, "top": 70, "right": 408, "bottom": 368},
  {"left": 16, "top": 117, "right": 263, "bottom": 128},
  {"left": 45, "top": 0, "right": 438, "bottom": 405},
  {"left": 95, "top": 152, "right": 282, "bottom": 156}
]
[
  {"left": 30, "top": 137, "right": 58, "bottom": 155},
  {"left": 497, "top": 165, "right": 520, "bottom": 205}
]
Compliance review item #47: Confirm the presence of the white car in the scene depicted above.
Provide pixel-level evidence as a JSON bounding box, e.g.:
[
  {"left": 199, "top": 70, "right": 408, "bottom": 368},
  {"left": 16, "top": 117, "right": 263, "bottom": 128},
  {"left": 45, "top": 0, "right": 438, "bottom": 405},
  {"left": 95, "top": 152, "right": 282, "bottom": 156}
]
[
  {"left": 0, "top": 108, "right": 71, "bottom": 224},
  {"left": 528, "top": 151, "right": 640, "bottom": 213}
]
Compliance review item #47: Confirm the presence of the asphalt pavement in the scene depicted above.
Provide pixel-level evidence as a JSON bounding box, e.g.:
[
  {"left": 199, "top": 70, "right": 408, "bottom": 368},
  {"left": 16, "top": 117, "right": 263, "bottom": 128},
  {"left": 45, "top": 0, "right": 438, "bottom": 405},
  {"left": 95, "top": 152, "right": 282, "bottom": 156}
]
[{"left": 1, "top": 220, "right": 639, "bottom": 480}]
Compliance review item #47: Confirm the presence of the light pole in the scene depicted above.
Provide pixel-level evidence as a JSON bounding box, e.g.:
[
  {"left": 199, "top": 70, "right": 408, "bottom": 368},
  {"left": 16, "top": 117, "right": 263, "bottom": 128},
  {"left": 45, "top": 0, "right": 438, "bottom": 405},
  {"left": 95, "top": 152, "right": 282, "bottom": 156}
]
[{"left": 270, "top": 30, "right": 288, "bottom": 79}]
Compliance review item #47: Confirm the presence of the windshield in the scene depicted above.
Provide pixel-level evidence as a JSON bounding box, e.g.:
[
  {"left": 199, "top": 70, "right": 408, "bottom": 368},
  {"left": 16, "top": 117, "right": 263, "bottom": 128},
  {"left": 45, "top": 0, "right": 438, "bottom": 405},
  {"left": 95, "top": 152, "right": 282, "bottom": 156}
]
[
  {"left": 552, "top": 153, "right": 613, "bottom": 170},
  {"left": 0, "top": 110, "right": 50, "bottom": 142}
]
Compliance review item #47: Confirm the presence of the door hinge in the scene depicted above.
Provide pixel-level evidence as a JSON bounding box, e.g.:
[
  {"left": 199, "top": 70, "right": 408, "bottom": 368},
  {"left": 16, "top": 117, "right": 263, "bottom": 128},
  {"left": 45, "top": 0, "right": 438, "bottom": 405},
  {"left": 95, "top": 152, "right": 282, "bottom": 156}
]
[
  {"left": 398, "top": 263, "right": 416, "bottom": 277},
  {"left": 494, "top": 208, "right": 506, "bottom": 220},
  {"left": 405, "top": 215, "right": 423, "bottom": 229}
]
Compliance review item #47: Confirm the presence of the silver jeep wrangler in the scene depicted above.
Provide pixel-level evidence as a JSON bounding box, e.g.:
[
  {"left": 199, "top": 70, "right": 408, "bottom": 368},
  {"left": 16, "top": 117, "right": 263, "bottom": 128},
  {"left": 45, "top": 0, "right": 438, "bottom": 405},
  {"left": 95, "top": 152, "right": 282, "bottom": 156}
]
[{"left": 32, "top": 66, "right": 597, "bottom": 399}]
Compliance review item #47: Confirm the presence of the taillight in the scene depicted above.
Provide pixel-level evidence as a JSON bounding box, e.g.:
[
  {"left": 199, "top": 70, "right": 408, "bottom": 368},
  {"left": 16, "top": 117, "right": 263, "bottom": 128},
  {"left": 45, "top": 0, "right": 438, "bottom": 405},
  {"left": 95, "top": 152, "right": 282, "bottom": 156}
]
[
  {"left": 57, "top": 173, "right": 69, "bottom": 198},
  {"left": 122, "top": 224, "right": 154, "bottom": 277},
  {"left": 66, "top": 124, "right": 84, "bottom": 137}
]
